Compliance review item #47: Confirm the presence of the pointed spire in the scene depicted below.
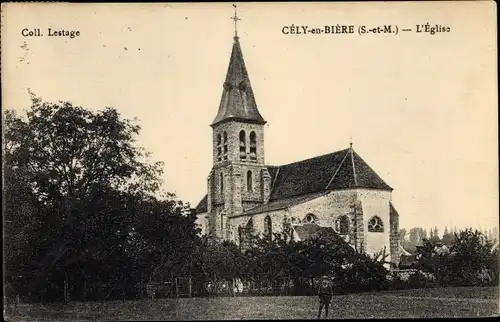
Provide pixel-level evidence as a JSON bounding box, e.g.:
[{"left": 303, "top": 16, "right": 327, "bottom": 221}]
[{"left": 211, "top": 7, "right": 266, "bottom": 127}]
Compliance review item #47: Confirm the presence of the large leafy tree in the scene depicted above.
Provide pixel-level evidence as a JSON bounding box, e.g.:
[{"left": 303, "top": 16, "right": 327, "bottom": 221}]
[
  {"left": 6, "top": 92, "right": 163, "bottom": 205},
  {"left": 3, "top": 115, "right": 44, "bottom": 301},
  {"left": 417, "top": 229, "right": 498, "bottom": 287},
  {"left": 134, "top": 195, "right": 200, "bottom": 283},
  {"left": 3, "top": 93, "right": 176, "bottom": 302},
  {"left": 408, "top": 227, "right": 425, "bottom": 246}
]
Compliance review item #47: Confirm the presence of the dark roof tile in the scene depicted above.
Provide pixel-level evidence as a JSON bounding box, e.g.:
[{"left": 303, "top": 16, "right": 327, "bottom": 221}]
[
  {"left": 293, "top": 224, "right": 354, "bottom": 252},
  {"left": 195, "top": 195, "right": 207, "bottom": 214},
  {"left": 211, "top": 37, "right": 266, "bottom": 127},
  {"left": 269, "top": 148, "right": 392, "bottom": 201},
  {"left": 241, "top": 191, "right": 328, "bottom": 216},
  {"left": 399, "top": 254, "right": 418, "bottom": 267}
]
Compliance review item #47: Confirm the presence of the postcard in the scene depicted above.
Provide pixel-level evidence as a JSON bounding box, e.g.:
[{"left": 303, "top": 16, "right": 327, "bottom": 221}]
[{"left": 2, "top": 2, "right": 498, "bottom": 320}]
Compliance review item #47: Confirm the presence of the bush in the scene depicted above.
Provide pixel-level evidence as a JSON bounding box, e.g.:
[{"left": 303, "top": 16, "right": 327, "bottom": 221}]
[
  {"left": 390, "top": 275, "right": 410, "bottom": 290},
  {"left": 332, "top": 253, "right": 389, "bottom": 294},
  {"left": 408, "top": 271, "right": 436, "bottom": 289}
]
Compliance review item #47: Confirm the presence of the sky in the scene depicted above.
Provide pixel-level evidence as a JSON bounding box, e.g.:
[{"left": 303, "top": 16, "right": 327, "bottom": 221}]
[{"left": 2, "top": 2, "right": 498, "bottom": 232}]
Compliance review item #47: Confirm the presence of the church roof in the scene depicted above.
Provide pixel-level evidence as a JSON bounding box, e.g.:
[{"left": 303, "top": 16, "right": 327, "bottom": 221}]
[
  {"left": 211, "top": 36, "right": 266, "bottom": 127},
  {"left": 399, "top": 254, "right": 418, "bottom": 268},
  {"left": 293, "top": 224, "right": 334, "bottom": 241},
  {"left": 401, "top": 240, "right": 417, "bottom": 254},
  {"left": 399, "top": 244, "right": 413, "bottom": 256},
  {"left": 267, "top": 148, "right": 392, "bottom": 201},
  {"left": 292, "top": 224, "right": 354, "bottom": 253},
  {"left": 195, "top": 194, "right": 207, "bottom": 214},
  {"left": 194, "top": 147, "right": 392, "bottom": 214},
  {"left": 241, "top": 191, "right": 329, "bottom": 216}
]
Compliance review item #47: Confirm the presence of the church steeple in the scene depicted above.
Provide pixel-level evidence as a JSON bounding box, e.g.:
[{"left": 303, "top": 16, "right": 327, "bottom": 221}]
[
  {"left": 206, "top": 7, "right": 270, "bottom": 241},
  {"left": 211, "top": 9, "right": 266, "bottom": 127}
]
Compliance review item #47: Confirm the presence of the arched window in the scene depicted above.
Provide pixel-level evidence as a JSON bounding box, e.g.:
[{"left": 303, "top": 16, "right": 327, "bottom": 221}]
[
  {"left": 335, "top": 216, "right": 349, "bottom": 235},
  {"left": 217, "top": 133, "right": 222, "bottom": 162},
  {"left": 368, "top": 216, "right": 384, "bottom": 232},
  {"left": 304, "top": 213, "right": 316, "bottom": 223},
  {"left": 246, "top": 218, "right": 254, "bottom": 237},
  {"left": 246, "top": 170, "right": 253, "bottom": 192},
  {"left": 249, "top": 131, "right": 257, "bottom": 161},
  {"left": 220, "top": 172, "right": 224, "bottom": 195},
  {"left": 239, "top": 130, "right": 246, "bottom": 160},
  {"left": 223, "top": 132, "right": 228, "bottom": 160},
  {"left": 264, "top": 216, "right": 272, "bottom": 238}
]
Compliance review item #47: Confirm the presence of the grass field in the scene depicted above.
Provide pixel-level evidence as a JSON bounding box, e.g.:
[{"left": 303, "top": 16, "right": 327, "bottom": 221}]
[{"left": 5, "top": 287, "right": 499, "bottom": 321}]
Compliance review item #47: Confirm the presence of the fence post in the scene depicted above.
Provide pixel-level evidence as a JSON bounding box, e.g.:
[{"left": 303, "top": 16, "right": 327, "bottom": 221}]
[
  {"left": 188, "top": 277, "right": 192, "bottom": 298},
  {"left": 175, "top": 277, "right": 179, "bottom": 298},
  {"left": 64, "top": 273, "right": 68, "bottom": 303}
]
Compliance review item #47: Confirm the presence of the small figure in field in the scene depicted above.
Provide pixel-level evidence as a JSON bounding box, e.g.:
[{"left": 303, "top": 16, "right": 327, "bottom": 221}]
[{"left": 317, "top": 276, "right": 333, "bottom": 319}]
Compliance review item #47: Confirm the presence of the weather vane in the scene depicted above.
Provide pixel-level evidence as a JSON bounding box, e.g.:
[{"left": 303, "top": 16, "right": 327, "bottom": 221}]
[{"left": 231, "top": 4, "right": 241, "bottom": 38}]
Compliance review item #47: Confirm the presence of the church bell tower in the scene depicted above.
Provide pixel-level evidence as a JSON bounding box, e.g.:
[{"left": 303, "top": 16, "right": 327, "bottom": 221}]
[{"left": 206, "top": 6, "right": 271, "bottom": 241}]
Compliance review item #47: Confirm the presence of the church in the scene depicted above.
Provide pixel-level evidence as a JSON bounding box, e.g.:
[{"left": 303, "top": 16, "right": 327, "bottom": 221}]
[{"left": 194, "top": 20, "right": 401, "bottom": 266}]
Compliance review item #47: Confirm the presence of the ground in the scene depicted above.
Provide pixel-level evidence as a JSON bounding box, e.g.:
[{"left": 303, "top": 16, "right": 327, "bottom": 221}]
[{"left": 5, "top": 287, "right": 499, "bottom": 320}]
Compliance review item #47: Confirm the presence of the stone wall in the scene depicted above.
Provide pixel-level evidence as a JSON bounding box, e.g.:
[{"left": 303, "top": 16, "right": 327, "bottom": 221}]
[
  {"left": 356, "top": 189, "right": 392, "bottom": 261},
  {"left": 229, "top": 209, "right": 287, "bottom": 244},
  {"left": 389, "top": 207, "right": 400, "bottom": 266},
  {"left": 212, "top": 121, "right": 265, "bottom": 165},
  {"left": 218, "top": 187, "right": 394, "bottom": 263},
  {"left": 208, "top": 204, "right": 226, "bottom": 238},
  {"left": 261, "top": 168, "right": 271, "bottom": 204},
  {"left": 349, "top": 200, "right": 365, "bottom": 252},
  {"left": 285, "top": 189, "right": 392, "bottom": 259},
  {"left": 208, "top": 119, "right": 272, "bottom": 236},
  {"left": 288, "top": 190, "right": 357, "bottom": 227},
  {"left": 288, "top": 190, "right": 362, "bottom": 248}
]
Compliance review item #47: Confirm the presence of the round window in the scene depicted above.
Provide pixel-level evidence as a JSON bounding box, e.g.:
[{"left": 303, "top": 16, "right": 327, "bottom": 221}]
[
  {"left": 305, "top": 214, "right": 315, "bottom": 223},
  {"left": 368, "top": 216, "right": 384, "bottom": 232}
]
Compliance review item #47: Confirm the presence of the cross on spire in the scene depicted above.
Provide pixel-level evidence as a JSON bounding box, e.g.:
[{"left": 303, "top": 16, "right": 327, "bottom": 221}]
[
  {"left": 231, "top": 4, "right": 241, "bottom": 38},
  {"left": 349, "top": 136, "right": 353, "bottom": 149}
]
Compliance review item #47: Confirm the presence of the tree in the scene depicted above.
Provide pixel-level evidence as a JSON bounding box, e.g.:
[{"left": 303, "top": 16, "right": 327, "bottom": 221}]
[
  {"left": 417, "top": 228, "right": 498, "bottom": 287},
  {"left": 134, "top": 196, "right": 200, "bottom": 283},
  {"left": 441, "top": 233, "right": 455, "bottom": 246},
  {"left": 191, "top": 237, "right": 247, "bottom": 296},
  {"left": 6, "top": 92, "right": 163, "bottom": 205},
  {"left": 487, "top": 228, "right": 494, "bottom": 241},
  {"left": 449, "top": 229, "right": 497, "bottom": 286},
  {"left": 3, "top": 125, "right": 44, "bottom": 301},
  {"left": 441, "top": 226, "right": 455, "bottom": 246},
  {"left": 409, "top": 227, "right": 424, "bottom": 245},
  {"left": 3, "top": 94, "right": 171, "bottom": 302},
  {"left": 430, "top": 226, "right": 440, "bottom": 243}
]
